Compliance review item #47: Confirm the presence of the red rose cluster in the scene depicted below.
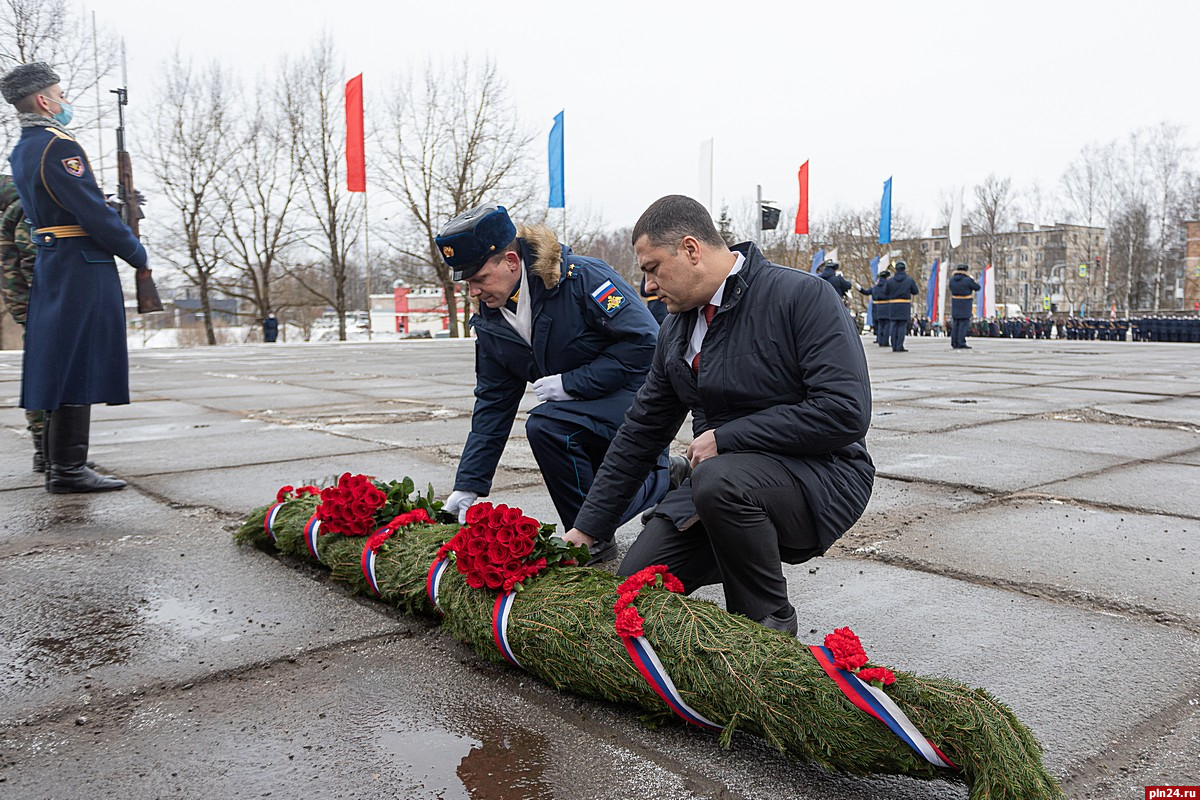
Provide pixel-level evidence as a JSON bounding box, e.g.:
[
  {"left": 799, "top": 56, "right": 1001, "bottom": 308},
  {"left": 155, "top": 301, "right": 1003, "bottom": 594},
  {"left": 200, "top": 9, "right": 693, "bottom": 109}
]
[
  {"left": 436, "top": 502, "right": 547, "bottom": 592},
  {"left": 824, "top": 626, "right": 896, "bottom": 686},
  {"left": 365, "top": 508, "right": 434, "bottom": 553},
  {"left": 316, "top": 473, "right": 387, "bottom": 536},
  {"left": 613, "top": 565, "right": 685, "bottom": 639},
  {"left": 275, "top": 484, "right": 320, "bottom": 504}
]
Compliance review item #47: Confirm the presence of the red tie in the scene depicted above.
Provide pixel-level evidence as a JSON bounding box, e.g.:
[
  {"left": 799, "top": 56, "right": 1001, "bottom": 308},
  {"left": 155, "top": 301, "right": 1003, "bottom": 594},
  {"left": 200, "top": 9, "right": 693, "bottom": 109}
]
[{"left": 691, "top": 303, "right": 718, "bottom": 374}]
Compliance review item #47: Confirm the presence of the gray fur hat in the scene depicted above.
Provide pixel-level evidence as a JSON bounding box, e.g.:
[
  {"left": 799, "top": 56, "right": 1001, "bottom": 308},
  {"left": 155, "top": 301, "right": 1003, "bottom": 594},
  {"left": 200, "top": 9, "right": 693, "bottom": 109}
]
[{"left": 1, "top": 62, "right": 60, "bottom": 104}]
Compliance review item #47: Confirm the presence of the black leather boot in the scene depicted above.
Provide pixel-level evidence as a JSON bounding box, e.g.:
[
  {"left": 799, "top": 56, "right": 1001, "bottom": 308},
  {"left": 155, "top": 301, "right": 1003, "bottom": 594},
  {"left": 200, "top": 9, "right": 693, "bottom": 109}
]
[
  {"left": 47, "top": 404, "right": 126, "bottom": 493},
  {"left": 33, "top": 416, "right": 46, "bottom": 473}
]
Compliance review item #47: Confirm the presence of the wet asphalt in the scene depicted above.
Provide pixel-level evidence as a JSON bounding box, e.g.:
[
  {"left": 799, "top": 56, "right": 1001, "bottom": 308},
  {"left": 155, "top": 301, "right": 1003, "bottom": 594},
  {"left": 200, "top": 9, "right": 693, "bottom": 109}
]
[{"left": 0, "top": 335, "right": 1197, "bottom": 799}]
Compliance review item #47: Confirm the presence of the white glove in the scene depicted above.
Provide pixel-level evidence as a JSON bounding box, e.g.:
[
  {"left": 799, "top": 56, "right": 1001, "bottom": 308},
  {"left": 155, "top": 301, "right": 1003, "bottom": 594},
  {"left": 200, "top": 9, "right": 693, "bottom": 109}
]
[
  {"left": 444, "top": 490, "right": 478, "bottom": 524},
  {"left": 532, "top": 374, "right": 573, "bottom": 402}
]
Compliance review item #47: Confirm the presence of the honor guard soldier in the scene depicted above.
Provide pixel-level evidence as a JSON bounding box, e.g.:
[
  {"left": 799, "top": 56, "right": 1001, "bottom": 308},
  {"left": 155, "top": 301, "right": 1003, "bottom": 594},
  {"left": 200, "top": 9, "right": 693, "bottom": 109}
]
[
  {"left": 882, "top": 260, "right": 919, "bottom": 351},
  {"left": 3, "top": 62, "right": 154, "bottom": 493},
  {"left": 437, "top": 204, "right": 680, "bottom": 563},
  {"left": 948, "top": 264, "right": 980, "bottom": 349},
  {"left": 858, "top": 269, "right": 890, "bottom": 346}
]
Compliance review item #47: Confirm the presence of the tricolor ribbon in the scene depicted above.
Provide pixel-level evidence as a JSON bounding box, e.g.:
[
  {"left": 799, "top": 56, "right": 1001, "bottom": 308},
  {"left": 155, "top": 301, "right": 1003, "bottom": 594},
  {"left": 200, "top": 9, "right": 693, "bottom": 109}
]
[
  {"left": 622, "top": 635, "right": 721, "bottom": 731},
  {"left": 304, "top": 513, "right": 322, "bottom": 562},
  {"left": 425, "top": 557, "right": 449, "bottom": 615},
  {"left": 263, "top": 502, "right": 285, "bottom": 543},
  {"left": 809, "top": 645, "right": 956, "bottom": 769},
  {"left": 361, "top": 540, "right": 381, "bottom": 595},
  {"left": 491, "top": 591, "right": 522, "bottom": 669}
]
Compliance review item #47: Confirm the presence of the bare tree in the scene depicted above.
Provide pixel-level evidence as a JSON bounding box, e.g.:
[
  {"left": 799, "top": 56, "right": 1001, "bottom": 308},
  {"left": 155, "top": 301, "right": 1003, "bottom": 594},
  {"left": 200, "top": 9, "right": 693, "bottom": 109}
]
[
  {"left": 1145, "top": 122, "right": 1193, "bottom": 311},
  {"left": 0, "top": 0, "right": 117, "bottom": 181},
  {"left": 144, "top": 55, "right": 237, "bottom": 345},
  {"left": 969, "top": 174, "right": 1014, "bottom": 300},
  {"left": 283, "top": 34, "right": 361, "bottom": 341},
  {"left": 215, "top": 88, "right": 303, "bottom": 323},
  {"left": 378, "top": 57, "right": 536, "bottom": 338}
]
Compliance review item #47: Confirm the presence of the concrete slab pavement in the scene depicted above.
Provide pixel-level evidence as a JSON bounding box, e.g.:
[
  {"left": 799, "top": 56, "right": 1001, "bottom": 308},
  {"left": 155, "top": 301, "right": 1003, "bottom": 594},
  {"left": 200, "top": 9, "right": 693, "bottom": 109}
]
[{"left": 1, "top": 334, "right": 1198, "bottom": 798}]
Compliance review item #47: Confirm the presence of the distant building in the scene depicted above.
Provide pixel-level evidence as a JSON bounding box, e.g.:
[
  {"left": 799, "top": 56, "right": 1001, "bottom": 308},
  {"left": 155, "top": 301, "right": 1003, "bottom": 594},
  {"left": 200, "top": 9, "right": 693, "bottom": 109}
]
[
  {"left": 900, "top": 222, "right": 1107, "bottom": 316},
  {"left": 370, "top": 285, "right": 452, "bottom": 335}
]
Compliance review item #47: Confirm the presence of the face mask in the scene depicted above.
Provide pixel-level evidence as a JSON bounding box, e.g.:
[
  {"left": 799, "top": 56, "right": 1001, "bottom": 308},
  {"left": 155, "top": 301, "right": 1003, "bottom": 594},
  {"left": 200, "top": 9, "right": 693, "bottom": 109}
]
[{"left": 41, "top": 95, "right": 73, "bottom": 126}]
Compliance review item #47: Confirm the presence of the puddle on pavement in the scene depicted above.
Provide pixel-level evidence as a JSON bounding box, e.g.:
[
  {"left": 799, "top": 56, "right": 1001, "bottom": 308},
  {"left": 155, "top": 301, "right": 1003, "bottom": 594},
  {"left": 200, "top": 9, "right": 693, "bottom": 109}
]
[
  {"left": 375, "top": 716, "right": 551, "bottom": 799},
  {"left": 140, "top": 595, "right": 218, "bottom": 638},
  {"left": 19, "top": 602, "right": 140, "bottom": 679}
]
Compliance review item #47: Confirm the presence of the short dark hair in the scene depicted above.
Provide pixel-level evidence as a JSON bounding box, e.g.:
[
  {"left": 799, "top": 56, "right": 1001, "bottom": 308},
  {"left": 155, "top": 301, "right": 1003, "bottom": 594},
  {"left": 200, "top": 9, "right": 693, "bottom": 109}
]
[{"left": 631, "top": 195, "right": 725, "bottom": 250}]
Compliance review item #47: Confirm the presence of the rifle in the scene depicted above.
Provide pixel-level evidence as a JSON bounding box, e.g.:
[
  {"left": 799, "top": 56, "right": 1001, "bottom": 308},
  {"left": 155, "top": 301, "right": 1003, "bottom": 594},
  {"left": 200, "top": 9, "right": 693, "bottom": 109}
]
[{"left": 111, "top": 47, "right": 162, "bottom": 314}]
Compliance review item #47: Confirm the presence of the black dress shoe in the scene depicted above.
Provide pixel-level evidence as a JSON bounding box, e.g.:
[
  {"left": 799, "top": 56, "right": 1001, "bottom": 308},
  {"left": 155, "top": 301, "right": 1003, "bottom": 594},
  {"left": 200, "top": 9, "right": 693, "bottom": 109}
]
[
  {"left": 668, "top": 455, "right": 691, "bottom": 490},
  {"left": 583, "top": 538, "right": 618, "bottom": 565},
  {"left": 756, "top": 605, "right": 798, "bottom": 636},
  {"left": 893, "top": 348, "right": 909, "bottom": 352}
]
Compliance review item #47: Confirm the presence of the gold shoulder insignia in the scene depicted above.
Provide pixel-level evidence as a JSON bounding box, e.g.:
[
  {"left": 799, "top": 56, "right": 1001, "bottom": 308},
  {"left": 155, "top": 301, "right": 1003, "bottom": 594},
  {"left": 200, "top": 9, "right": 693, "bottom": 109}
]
[{"left": 47, "top": 128, "right": 76, "bottom": 141}]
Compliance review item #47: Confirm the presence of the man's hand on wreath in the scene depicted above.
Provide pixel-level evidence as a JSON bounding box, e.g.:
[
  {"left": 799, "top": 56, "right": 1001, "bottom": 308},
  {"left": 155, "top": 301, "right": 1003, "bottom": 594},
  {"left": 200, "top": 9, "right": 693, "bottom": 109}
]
[
  {"left": 562, "top": 528, "right": 595, "bottom": 548},
  {"left": 686, "top": 429, "right": 718, "bottom": 468}
]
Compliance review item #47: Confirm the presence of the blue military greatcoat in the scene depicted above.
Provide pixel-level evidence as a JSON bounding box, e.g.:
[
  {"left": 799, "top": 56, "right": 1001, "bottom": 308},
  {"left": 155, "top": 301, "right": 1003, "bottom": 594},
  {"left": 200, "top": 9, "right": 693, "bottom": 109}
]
[
  {"left": 455, "top": 229, "right": 659, "bottom": 497},
  {"left": 9, "top": 124, "right": 146, "bottom": 410},
  {"left": 949, "top": 272, "right": 980, "bottom": 319}
]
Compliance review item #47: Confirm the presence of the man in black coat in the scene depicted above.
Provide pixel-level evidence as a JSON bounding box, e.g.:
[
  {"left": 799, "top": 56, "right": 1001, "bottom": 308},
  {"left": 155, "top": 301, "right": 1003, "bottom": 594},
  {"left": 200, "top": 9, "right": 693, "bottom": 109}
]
[
  {"left": 882, "top": 261, "right": 919, "bottom": 352},
  {"left": 948, "top": 264, "right": 981, "bottom": 349},
  {"left": 563, "top": 195, "right": 874, "bottom": 636}
]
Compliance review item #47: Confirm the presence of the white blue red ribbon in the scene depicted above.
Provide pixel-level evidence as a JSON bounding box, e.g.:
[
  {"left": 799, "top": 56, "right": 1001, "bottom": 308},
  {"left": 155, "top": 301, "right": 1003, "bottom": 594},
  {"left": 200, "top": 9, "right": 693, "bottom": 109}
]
[
  {"left": 425, "top": 558, "right": 449, "bottom": 615},
  {"left": 361, "top": 541, "right": 381, "bottom": 595},
  {"left": 809, "top": 645, "right": 956, "bottom": 769},
  {"left": 263, "top": 502, "right": 285, "bottom": 543},
  {"left": 304, "top": 513, "right": 322, "bottom": 562},
  {"left": 491, "top": 591, "right": 522, "bottom": 669},
  {"left": 622, "top": 635, "right": 721, "bottom": 731}
]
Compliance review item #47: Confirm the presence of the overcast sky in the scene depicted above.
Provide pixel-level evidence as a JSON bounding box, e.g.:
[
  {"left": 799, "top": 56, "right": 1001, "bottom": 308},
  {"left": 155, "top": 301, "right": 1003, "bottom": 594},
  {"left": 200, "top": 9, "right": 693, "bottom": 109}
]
[{"left": 84, "top": 0, "right": 1199, "bottom": 235}]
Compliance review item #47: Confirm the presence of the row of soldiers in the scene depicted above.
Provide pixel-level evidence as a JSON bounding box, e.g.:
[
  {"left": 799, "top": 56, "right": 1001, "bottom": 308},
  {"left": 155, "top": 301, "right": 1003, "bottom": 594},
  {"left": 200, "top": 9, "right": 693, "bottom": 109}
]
[{"left": 1130, "top": 316, "right": 1200, "bottom": 343}]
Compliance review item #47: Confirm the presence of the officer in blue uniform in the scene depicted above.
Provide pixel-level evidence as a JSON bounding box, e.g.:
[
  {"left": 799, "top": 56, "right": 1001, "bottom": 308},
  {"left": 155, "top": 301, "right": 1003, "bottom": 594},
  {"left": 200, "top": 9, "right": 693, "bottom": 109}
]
[
  {"left": 816, "top": 259, "right": 852, "bottom": 299},
  {"left": 3, "top": 62, "right": 151, "bottom": 493},
  {"left": 858, "top": 269, "right": 889, "bottom": 347},
  {"left": 948, "top": 263, "right": 981, "bottom": 349},
  {"left": 882, "top": 260, "right": 919, "bottom": 351},
  {"left": 437, "top": 204, "right": 674, "bottom": 563}
]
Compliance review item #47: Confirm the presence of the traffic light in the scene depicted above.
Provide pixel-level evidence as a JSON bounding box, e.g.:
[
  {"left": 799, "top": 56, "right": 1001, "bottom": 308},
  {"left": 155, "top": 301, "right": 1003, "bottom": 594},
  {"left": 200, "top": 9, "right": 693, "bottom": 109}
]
[{"left": 761, "top": 204, "right": 781, "bottom": 231}]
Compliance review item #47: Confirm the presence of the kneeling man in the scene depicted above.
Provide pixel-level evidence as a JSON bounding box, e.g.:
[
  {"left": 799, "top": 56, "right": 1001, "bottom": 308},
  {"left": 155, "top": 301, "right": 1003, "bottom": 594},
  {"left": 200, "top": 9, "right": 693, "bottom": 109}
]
[{"left": 564, "top": 195, "right": 875, "bottom": 634}]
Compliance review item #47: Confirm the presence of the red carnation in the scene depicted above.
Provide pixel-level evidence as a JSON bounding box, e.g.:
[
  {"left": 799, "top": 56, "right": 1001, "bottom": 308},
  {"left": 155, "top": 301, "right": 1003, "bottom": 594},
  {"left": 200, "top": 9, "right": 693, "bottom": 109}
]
[
  {"left": 825, "top": 627, "right": 869, "bottom": 672},
  {"left": 615, "top": 606, "right": 645, "bottom": 638},
  {"left": 857, "top": 667, "right": 896, "bottom": 686},
  {"left": 275, "top": 485, "right": 294, "bottom": 503}
]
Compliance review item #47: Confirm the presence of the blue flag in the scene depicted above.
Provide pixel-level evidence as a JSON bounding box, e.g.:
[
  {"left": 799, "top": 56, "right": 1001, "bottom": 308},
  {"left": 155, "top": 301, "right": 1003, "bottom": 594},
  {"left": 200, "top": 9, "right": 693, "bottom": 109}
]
[
  {"left": 810, "top": 248, "right": 825, "bottom": 274},
  {"left": 548, "top": 111, "right": 564, "bottom": 209},
  {"left": 976, "top": 268, "right": 986, "bottom": 318},
  {"left": 878, "top": 177, "right": 892, "bottom": 244},
  {"left": 925, "top": 259, "right": 939, "bottom": 318}
]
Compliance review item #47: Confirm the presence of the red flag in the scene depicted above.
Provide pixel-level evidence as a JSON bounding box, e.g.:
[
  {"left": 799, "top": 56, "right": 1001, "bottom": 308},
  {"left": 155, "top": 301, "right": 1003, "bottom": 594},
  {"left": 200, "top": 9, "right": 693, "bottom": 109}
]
[
  {"left": 345, "top": 74, "right": 365, "bottom": 192},
  {"left": 794, "top": 160, "right": 809, "bottom": 235}
]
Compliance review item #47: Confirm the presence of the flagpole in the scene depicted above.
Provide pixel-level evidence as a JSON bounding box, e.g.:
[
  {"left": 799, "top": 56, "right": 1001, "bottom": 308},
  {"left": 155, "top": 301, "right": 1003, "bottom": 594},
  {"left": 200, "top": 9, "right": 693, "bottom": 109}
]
[{"left": 364, "top": 191, "right": 372, "bottom": 341}]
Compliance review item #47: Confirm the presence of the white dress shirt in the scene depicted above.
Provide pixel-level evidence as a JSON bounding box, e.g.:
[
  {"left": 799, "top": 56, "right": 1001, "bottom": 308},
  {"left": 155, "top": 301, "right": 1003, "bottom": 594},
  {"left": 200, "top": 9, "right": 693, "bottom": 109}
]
[{"left": 683, "top": 251, "right": 745, "bottom": 368}]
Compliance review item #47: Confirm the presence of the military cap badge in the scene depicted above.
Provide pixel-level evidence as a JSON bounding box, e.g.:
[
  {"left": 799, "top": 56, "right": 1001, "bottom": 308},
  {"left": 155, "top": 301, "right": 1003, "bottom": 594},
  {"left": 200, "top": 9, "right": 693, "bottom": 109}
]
[
  {"left": 442, "top": 245, "right": 454, "bottom": 259},
  {"left": 62, "top": 157, "right": 84, "bottom": 177}
]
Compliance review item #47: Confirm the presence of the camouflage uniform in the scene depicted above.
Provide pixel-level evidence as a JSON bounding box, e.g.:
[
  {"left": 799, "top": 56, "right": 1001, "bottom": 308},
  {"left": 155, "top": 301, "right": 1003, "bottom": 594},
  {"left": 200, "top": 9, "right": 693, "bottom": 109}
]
[{"left": 0, "top": 173, "right": 45, "bottom": 446}]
